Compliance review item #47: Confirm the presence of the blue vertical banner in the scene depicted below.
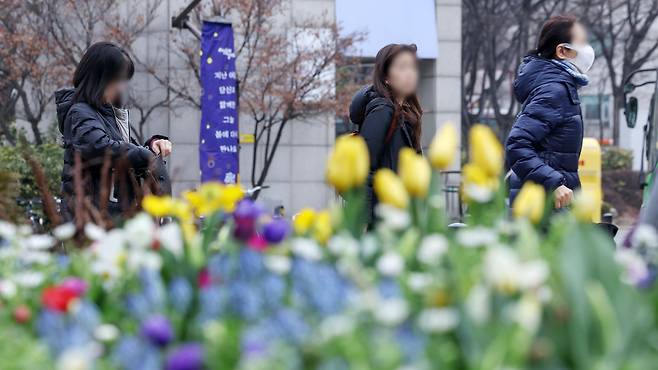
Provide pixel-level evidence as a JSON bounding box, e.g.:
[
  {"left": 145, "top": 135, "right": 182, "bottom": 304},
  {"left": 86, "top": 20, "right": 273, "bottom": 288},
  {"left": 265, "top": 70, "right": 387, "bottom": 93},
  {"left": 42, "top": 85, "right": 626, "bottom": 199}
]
[{"left": 199, "top": 21, "right": 239, "bottom": 183}]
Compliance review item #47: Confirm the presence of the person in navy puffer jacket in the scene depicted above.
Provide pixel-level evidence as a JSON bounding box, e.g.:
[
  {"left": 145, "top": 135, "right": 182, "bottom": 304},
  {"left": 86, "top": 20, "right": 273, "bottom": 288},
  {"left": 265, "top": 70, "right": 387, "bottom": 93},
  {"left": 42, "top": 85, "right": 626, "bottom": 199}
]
[{"left": 506, "top": 15, "right": 595, "bottom": 209}]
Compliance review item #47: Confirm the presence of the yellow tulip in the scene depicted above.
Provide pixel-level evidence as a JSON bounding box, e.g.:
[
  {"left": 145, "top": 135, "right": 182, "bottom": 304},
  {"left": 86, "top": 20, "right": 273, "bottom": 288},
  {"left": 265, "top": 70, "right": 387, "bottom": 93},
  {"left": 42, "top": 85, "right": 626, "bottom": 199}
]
[
  {"left": 398, "top": 148, "right": 431, "bottom": 197},
  {"left": 373, "top": 168, "right": 409, "bottom": 209},
  {"left": 326, "top": 135, "right": 369, "bottom": 192},
  {"left": 572, "top": 191, "right": 598, "bottom": 222},
  {"left": 142, "top": 195, "right": 175, "bottom": 217},
  {"left": 469, "top": 124, "right": 503, "bottom": 177},
  {"left": 428, "top": 123, "right": 458, "bottom": 170},
  {"left": 142, "top": 195, "right": 193, "bottom": 221},
  {"left": 294, "top": 208, "right": 316, "bottom": 235},
  {"left": 218, "top": 184, "right": 244, "bottom": 213},
  {"left": 183, "top": 182, "right": 244, "bottom": 216},
  {"left": 512, "top": 182, "right": 546, "bottom": 224},
  {"left": 313, "top": 210, "right": 333, "bottom": 244},
  {"left": 461, "top": 163, "right": 499, "bottom": 203}
]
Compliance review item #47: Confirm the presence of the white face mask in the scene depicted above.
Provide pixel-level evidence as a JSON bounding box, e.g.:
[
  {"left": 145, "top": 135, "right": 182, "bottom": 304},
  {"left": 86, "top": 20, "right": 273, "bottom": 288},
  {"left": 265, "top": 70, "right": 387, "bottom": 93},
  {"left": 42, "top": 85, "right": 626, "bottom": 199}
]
[{"left": 562, "top": 43, "right": 595, "bottom": 73}]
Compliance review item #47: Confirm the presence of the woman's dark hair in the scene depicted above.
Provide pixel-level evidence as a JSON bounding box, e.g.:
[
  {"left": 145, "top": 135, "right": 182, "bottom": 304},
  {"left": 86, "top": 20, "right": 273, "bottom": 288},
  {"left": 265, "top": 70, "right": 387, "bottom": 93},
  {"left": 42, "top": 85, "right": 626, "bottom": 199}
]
[
  {"left": 532, "top": 15, "right": 578, "bottom": 59},
  {"left": 372, "top": 43, "right": 423, "bottom": 150},
  {"left": 73, "top": 42, "right": 134, "bottom": 109}
]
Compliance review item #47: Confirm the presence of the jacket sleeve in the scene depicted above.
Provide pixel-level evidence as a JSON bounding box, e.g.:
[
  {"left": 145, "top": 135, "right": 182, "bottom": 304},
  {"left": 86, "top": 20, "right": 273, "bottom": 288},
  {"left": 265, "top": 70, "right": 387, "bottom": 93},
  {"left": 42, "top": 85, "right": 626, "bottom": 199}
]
[
  {"left": 360, "top": 100, "right": 394, "bottom": 173},
  {"left": 144, "top": 135, "right": 170, "bottom": 152},
  {"left": 505, "top": 83, "right": 566, "bottom": 191},
  {"left": 69, "top": 107, "right": 153, "bottom": 169}
]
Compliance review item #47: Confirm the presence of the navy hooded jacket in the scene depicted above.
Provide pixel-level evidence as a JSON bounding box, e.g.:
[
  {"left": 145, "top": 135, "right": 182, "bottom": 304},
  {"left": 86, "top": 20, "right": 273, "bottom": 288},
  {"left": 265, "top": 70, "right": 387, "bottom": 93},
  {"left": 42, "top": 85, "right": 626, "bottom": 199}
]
[{"left": 505, "top": 56, "right": 584, "bottom": 202}]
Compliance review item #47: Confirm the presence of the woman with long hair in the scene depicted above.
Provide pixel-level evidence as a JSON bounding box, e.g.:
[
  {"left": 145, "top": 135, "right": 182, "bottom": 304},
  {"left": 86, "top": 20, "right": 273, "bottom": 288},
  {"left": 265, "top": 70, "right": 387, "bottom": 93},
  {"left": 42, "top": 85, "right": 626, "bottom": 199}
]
[
  {"left": 349, "top": 43, "right": 423, "bottom": 224},
  {"left": 506, "top": 15, "right": 594, "bottom": 209},
  {"left": 55, "top": 42, "right": 173, "bottom": 220}
]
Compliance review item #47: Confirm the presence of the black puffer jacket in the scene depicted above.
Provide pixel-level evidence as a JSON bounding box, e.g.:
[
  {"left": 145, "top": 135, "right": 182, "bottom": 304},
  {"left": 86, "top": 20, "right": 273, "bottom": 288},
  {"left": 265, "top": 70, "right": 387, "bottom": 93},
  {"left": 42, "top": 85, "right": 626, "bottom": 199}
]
[
  {"left": 56, "top": 89, "right": 166, "bottom": 218},
  {"left": 349, "top": 86, "right": 417, "bottom": 223}
]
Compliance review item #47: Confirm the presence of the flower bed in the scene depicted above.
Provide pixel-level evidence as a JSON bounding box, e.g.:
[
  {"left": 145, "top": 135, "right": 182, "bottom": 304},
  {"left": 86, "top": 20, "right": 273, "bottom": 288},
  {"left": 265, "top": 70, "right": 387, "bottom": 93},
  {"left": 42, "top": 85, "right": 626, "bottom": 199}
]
[{"left": 1, "top": 124, "right": 658, "bottom": 370}]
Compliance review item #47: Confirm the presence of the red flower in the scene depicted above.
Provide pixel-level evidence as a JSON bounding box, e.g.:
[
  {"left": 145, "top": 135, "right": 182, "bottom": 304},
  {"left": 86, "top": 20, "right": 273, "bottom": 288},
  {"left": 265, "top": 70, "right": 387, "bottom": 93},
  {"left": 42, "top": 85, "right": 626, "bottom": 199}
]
[
  {"left": 197, "top": 268, "right": 211, "bottom": 289},
  {"left": 41, "top": 285, "right": 78, "bottom": 312},
  {"left": 13, "top": 305, "right": 31, "bottom": 324},
  {"left": 247, "top": 234, "right": 268, "bottom": 252}
]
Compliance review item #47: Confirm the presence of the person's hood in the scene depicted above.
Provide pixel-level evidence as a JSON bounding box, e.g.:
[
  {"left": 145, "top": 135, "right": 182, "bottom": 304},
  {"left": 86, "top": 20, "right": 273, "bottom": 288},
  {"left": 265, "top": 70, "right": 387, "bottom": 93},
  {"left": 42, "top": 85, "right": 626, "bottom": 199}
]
[
  {"left": 514, "top": 56, "right": 577, "bottom": 104},
  {"left": 349, "top": 85, "right": 383, "bottom": 127},
  {"left": 55, "top": 88, "right": 75, "bottom": 134}
]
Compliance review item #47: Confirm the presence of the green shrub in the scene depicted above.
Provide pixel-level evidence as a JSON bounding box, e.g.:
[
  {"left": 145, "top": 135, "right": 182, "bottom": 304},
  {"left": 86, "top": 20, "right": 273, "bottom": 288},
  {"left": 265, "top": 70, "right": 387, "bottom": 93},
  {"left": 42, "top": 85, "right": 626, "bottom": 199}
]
[
  {"left": 602, "top": 146, "right": 633, "bottom": 171},
  {"left": 0, "top": 141, "right": 63, "bottom": 199}
]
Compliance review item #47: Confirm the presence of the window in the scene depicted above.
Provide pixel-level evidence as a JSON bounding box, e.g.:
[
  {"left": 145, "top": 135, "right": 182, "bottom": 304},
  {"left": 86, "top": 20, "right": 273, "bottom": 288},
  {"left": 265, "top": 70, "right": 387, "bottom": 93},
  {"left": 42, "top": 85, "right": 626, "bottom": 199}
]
[{"left": 580, "top": 95, "right": 611, "bottom": 127}]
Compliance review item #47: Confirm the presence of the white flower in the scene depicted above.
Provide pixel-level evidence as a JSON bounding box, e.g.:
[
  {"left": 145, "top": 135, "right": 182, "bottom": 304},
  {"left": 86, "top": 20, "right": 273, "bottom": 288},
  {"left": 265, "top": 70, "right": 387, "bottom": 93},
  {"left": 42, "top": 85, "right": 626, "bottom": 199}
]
[
  {"left": 466, "top": 285, "right": 490, "bottom": 324},
  {"left": 19, "top": 250, "right": 52, "bottom": 265},
  {"left": 417, "top": 234, "right": 448, "bottom": 265},
  {"left": 53, "top": 223, "right": 76, "bottom": 240},
  {"left": 264, "top": 254, "right": 292, "bottom": 275},
  {"left": 517, "top": 260, "right": 549, "bottom": 290},
  {"left": 348, "top": 288, "right": 376, "bottom": 312},
  {"left": 377, "top": 252, "right": 404, "bottom": 277},
  {"left": 513, "top": 294, "right": 542, "bottom": 333},
  {"left": 124, "top": 213, "right": 155, "bottom": 249},
  {"left": 328, "top": 234, "right": 359, "bottom": 258},
  {"left": 484, "top": 246, "right": 520, "bottom": 293},
  {"left": 407, "top": 273, "right": 433, "bottom": 292},
  {"left": 319, "top": 315, "right": 355, "bottom": 341},
  {"left": 56, "top": 344, "right": 100, "bottom": 370},
  {"left": 463, "top": 184, "right": 494, "bottom": 203},
  {"left": 360, "top": 234, "right": 380, "bottom": 259},
  {"left": 291, "top": 238, "right": 323, "bottom": 261},
  {"left": 12, "top": 271, "right": 45, "bottom": 287},
  {"left": 631, "top": 224, "right": 658, "bottom": 249},
  {"left": 0, "top": 221, "right": 17, "bottom": 240},
  {"left": 0, "top": 279, "right": 17, "bottom": 298},
  {"left": 417, "top": 307, "right": 459, "bottom": 333},
  {"left": 537, "top": 286, "right": 552, "bottom": 303},
  {"left": 24, "top": 234, "right": 56, "bottom": 250},
  {"left": 158, "top": 223, "right": 183, "bottom": 257},
  {"left": 456, "top": 227, "right": 498, "bottom": 248},
  {"left": 84, "top": 223, "right": 106, "bottom": 241},
  {"left": 94, "top": 324, "right": 120, "bottom": 342},
  {"left": 615, "top": 249, "right": 649, "bottom": 286},
  {"left": 375, "top": 204, "right": 411, "bottom": 231},
  {"left": 374, "top": 298, "right": 409, "bottom": 326},
  {"left": 17, "top": 225, "right": 32, "bottom": 236},
  {"left": 126, "top": 250, "right": 162, "bottom": 271}
]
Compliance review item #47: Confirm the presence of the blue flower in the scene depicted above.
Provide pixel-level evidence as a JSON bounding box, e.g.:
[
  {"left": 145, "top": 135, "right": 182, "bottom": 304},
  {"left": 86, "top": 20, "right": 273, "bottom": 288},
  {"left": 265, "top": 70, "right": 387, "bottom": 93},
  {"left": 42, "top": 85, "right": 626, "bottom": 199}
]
[
  {"left": 113, "top": 336, "right": 161, "bottom": 370},
  {"left": 228, "top": 280, "right": 263, "bottom": 320},
  {"left": 291, "top": 259, "right": 347, "bottom": 316},
  {"left": 140, "top": 269, "right": 166, "bottom": 311},
  {"left": 169, "top": 277, "right": 193, "bottom": 313},
  {"left": 268, "top": 309, "right": 309, "bottom": 345},
  {"left": 237, "top": 249, "right": 265, "bottom": 281}
]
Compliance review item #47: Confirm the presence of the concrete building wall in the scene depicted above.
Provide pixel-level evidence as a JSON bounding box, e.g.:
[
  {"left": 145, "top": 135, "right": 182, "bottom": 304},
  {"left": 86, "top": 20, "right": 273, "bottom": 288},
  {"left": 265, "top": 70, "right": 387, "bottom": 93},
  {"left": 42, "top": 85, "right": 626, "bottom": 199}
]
[{"left": 126, "top": 0, "right": 463, "bottom": 214}]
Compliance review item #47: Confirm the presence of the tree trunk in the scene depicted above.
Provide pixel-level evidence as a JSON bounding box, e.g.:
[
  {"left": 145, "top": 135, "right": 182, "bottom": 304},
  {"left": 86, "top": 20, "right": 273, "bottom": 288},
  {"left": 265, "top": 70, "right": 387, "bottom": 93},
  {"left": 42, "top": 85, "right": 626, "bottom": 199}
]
[
  {"left": 29, "top": 119, "right": 43, "bottom": 145},
  {"left": 612, "top": 92, "right": 624, "bottom": 146}
]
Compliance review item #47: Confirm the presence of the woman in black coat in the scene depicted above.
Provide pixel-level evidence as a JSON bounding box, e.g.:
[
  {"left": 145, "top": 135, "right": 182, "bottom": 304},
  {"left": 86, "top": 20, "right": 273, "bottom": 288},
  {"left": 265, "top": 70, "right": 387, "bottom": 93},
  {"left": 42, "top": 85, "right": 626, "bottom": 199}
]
[
  {"left": 349, "top": 44, "right": 423, "bottom": 225},
  {"left": 56, "top": 42, "right": 173, "bottom": 220}
]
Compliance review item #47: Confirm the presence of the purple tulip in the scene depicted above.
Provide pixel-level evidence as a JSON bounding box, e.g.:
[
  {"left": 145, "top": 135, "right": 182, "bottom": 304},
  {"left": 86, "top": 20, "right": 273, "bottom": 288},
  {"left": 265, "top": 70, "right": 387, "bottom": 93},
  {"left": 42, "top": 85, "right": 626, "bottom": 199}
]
[
  {"left": 262, "top": 218, "right": 289, "bottom": 244},
  {"left": 233, "top": 199, "right": 263, "bottom": 221},
  {"left": 140, "top": 315, "right": 174, "bottom": 347},
  {"left": 166, "top": 343, "right": 204, "bottom": 370},
  {"left": 60, "top": 277, "right": 88, "bottom": 296},
  {"left": 233, "top": 200, "right": 263, "bottom": 240}
]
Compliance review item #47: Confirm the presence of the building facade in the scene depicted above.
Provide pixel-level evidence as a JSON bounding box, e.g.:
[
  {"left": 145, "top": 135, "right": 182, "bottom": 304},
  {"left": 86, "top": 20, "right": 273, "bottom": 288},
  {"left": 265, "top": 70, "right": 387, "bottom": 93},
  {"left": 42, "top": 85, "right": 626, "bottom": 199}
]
[{"left": 98, "top": 0, "right": 461, "bottom": 214}]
